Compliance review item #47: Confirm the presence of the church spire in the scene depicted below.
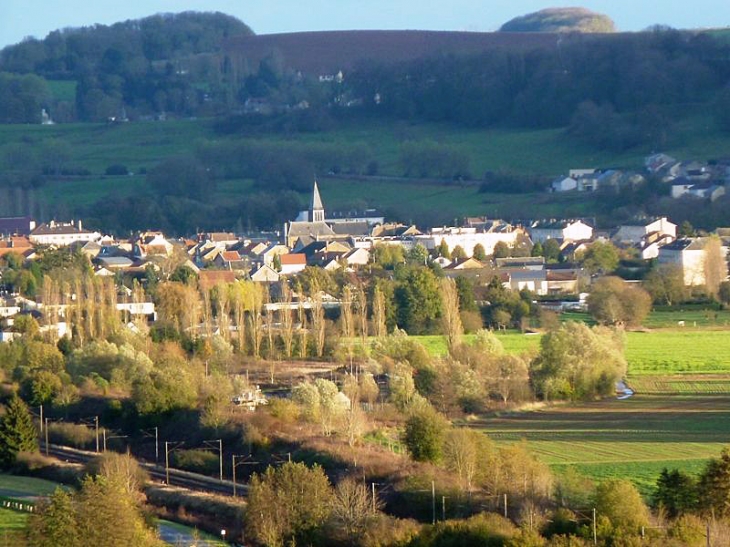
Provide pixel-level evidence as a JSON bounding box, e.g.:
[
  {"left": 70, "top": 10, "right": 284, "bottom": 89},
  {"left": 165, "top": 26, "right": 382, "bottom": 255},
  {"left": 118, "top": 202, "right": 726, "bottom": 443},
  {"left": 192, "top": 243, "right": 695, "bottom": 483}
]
[{"left": 311, "top": 180, "right": 325, "bottom": 222}]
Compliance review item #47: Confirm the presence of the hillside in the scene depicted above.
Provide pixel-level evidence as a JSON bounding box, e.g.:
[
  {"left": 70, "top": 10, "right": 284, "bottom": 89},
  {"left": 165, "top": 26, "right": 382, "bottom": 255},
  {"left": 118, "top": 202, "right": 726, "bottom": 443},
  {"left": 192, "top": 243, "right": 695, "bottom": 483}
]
[
  {"left": 223, "top": 30, "right": 562, "bottom": 75},
  {"left": 2, "top": 112, "right": 730, "bottom": 234},
  {"left": 500, "top": 7, "right": 616, "bottom": 33}
]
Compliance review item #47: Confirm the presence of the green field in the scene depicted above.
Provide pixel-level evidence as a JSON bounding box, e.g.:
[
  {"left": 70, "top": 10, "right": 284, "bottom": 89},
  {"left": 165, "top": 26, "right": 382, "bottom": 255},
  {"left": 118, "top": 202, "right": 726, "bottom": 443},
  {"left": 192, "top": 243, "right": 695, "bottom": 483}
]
[
  {"left": 472, "top": 394, "right": 730, "bottom": 495},
  {"left": 0, "top": 507, "right": 28, "bottom": 529},
  {"left": 3, "top": 111, "right": 730, "bottom": 219},
  {"left": 415, "top": 326, "right": 730, "bottom": 376}
]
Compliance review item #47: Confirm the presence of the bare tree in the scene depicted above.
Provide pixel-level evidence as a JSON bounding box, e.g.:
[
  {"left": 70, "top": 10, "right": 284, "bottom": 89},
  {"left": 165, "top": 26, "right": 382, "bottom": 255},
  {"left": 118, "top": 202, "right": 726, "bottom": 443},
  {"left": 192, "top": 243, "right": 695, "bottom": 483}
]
[
  {"left": 311, "top": 287, "right": 326, "bottom": 358},
  {"left": 280, "top": 281, "right": 294, "bottom": 358},
  {"left": 340, "top": 285, "right": 355, "bottom": 371},
  {"left": 330, "top": 478, "right": 381, "bottom": 544},
  {"left": 355, "top": 284, "right": 369, "bottom": 352},
  {"left": 372, "top": 285, "right": 387, "bottom": 338}
]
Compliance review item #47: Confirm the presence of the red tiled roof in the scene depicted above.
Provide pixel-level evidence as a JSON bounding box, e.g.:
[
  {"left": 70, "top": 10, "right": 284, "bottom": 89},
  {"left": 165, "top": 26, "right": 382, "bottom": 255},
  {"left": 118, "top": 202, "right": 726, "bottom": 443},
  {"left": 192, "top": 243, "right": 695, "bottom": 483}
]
[{"left": 279, "top": 253, "right": 306, "bottom": 265}]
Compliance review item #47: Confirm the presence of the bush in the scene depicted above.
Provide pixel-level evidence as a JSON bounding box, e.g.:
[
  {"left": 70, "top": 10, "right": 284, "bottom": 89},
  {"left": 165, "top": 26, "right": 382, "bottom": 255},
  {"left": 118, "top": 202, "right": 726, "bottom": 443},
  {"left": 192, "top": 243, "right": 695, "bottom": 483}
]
[
  {"left": 105, "top": 164, "right": 129, "bottom": 176},
  {"left": 172, "top": 449, "right": 219, "bottom": 475},
  {"left": 48, "top": 422, "right": 96, "bottom": 449}
]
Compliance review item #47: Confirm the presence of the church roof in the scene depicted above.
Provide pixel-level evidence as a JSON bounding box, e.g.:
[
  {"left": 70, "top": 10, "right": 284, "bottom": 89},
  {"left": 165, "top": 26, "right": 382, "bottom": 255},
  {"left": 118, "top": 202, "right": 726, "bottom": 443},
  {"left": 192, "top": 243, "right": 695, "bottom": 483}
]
[{"left": 311, "top": 181, "right": 324, "bottom": 211}]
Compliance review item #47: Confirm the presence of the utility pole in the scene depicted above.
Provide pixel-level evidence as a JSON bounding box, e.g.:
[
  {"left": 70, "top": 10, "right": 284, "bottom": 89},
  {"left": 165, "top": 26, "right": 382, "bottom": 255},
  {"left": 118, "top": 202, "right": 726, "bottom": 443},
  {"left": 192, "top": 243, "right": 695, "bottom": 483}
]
[
  {"left": 431, "top": 481, "right": 436, "bottom": 525},
  {"left": 142, "top": 427, "right": 159, "bottom": 463},
  {"left": 232, "top": 454, "right": 258, "bottom": 497},
  {"left": 94, "top": 416, "right": 99, "bottom": 453},
  {"left": 39, "top": 405, "right": 43, "bottom": 433},
  {"left": 592, "top": 508, "right": 597, "bottom": 545},
  {"left": 442, "top": 496, "right": 446, "bottom": 521},
  {"left": 204, "top": 439, "right": 223, "bottom": 481},
  {"left": 164, "top": 441, "right": 184, "bottom": 485},
  {"left": 165, "top": 442, "right": 170, "bottom": 485},
  {"left": 44, "top": 417, "right": 49, "bottom": 456},
  {"left": 503, "top": 493, "right": 508, "bottom": 519}
]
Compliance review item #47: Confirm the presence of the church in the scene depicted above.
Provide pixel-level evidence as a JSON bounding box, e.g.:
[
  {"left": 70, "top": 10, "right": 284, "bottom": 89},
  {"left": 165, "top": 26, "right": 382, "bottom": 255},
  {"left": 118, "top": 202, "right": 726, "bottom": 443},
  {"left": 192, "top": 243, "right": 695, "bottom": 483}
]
[{"left": 283, "top": 181, "right": 336, "bottom": 248}]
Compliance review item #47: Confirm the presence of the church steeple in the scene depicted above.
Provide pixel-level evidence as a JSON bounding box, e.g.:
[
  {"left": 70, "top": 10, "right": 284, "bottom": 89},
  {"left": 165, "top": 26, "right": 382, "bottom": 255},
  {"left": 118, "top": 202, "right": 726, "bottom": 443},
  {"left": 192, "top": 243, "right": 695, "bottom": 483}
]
[{"left": 311, "top": 180, "right": 325, "bottom": 222}]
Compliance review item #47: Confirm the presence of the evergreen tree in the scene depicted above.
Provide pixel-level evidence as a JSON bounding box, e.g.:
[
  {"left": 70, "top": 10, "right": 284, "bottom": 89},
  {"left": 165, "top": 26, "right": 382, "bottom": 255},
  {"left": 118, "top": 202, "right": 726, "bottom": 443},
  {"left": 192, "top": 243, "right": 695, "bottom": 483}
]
[
  {"left": 698, "top": 448, "right": 730, "bottom": 517},
  {"left": 27, "top": 489, "right": 80, "bottom": 547},
  {"left": 0, "top": 394, "right": 38, "bottom": 468}
]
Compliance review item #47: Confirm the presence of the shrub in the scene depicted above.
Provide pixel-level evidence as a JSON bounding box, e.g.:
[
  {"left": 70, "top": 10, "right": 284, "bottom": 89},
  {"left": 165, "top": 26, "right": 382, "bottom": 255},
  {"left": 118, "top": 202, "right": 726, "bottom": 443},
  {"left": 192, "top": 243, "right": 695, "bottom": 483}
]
[
  {"left": 172, "top": 449, "right": 219, "bottom": 475},
  {"left": 48, "top": 422, "right": 95, "bottom": 449},
  {"left": 105, "top": 164, "right": 129, "bottom": 176}
]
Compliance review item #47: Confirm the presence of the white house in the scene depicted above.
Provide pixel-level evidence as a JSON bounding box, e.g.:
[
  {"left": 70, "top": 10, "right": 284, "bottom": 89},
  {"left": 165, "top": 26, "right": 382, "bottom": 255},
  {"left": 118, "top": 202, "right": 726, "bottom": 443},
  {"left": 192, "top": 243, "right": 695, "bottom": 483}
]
[
  {"left": 415, "top": 223, "right": 523, "bottom": 257},
  {"left": 613, "top": 217, "right": 677, "bottom": 245},
  {"left": 529, "top": 220, "right": 593, "bottom": 244},
  {"left": 30, "top": 220, "right": 101, "bottom": 247},
  {"left": 657, "top": 238, "right": 727, "bottom": 286},
  {"left": 278, "top": 253, "right": 307, "bottom": 275},
  {"left": 551, "top": 177, "right": 578, "bottom": 192}
]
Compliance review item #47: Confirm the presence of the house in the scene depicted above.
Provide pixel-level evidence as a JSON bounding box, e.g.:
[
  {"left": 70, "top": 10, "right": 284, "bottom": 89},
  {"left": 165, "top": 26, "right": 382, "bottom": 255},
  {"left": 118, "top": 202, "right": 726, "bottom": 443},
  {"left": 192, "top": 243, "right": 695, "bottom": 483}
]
[
  {"left": 613, "top": 217, "right": 677, "bottom": 245},
  {"left": 30, "top": 220, "right": 101, "bottom": 247},
  {"left": 95, "top": 256, "right": 134, "bottom": 271},
  {"left": 657, "top": 238, "right": 728, "bottom": 286},
  {"left": 495, "top": 257, "right": 545, "bottom": 270},
  {"left": 645, "top": 153, "right": 676, "bottom": 174},
  {"left": 198, "top": 270, "right": 237, "bottom": 292},
  {"left": 0, "top": 216, "right": 36, "bottom": 236},
  {"left": 416, "top": 222, "right": 524, "bottom": 257},
  {"left": 261, "top": 244, "right": 291, "bottom": 268},
  {"left": 528, "top": 220, "right": 593, "bottom": 244},
  {"left": 133, "top": 232, "right": 174, "bottom": 258},
  {"left": 231, "top": 385, "right": 268, "bottom": 411},
  {"left": 689, "top": 183, "right": 725, "bottom": 201},
  {"left": 326, "top": 209, "right": 385, "bottom": 226},
  {"left": 250, "top": 264, "right": 280, "bottom": 283},
  {"left": 0, "top": 236, "right": 33, "bottom": 258},
  {"left": 278, "top": 253, "right": 307, "bottom": 275},
  {"left": 551, "top": 176, "right": 577, "bottom": 192},
  {"left": 342, "top": 247, "right": 370, "bottom": 267}
]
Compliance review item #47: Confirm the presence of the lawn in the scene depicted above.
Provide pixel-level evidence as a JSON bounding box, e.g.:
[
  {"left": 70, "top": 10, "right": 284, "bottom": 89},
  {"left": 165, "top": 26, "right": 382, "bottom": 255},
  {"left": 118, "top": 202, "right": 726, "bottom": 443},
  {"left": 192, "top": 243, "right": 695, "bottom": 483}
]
[
  {"left": 0, "top": 507, "right": 28, "bottom": 530},
  {"left": 0, "top": 475, "right": 65, "bottom": 499},
  {"left": 471, "top": 394, "right": 730, "bottom": 496},
  {"left": 625, "top": 330, "right": 730, "bottom": 375}
]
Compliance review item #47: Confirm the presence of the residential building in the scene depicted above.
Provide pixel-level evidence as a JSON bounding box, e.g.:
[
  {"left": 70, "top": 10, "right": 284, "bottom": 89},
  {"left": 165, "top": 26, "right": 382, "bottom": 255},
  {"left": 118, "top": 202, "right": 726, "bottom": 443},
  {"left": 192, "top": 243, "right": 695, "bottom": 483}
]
[
  {"left": 613, "top": 217, "right": 677, "bottom": 245},
  {"left": 657, "top": 238, "right": 727, "bottom": 286},
  {"left": 30, "top": 220, "right": 101, "bottom": 247},
  {"left": 528, "top": 220, "right": 593, "bottom": 244}
]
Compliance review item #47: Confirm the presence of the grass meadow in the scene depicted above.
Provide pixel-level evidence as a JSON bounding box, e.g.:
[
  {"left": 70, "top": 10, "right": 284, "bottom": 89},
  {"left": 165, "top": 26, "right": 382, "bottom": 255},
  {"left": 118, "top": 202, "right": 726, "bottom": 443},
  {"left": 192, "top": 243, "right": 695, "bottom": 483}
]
[
  {"left": 470, "top": 395, "right": 730, "bottom": 496},
  {"left": 4, "top": 111, "right": 730, "bottom": 219}
]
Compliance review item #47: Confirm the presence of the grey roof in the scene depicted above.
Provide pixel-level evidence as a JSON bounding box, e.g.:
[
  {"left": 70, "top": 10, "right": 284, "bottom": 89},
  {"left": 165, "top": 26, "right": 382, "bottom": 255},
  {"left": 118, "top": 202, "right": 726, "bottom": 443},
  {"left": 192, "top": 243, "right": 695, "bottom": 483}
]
[
  {"left": 97, "top": 256, "right": 134, "bottom": 267},
  {"left": 660, "top": 238, "right": 708, "bottom": 252},
  {"left": 330, "top": 221, "right": 370, "bottom": 236},
  {"left": 311, "top": 181, "right": 324, "bottom": 211},
  {"left": 287, "top": 221, "right": 335, "bottom": 239}
]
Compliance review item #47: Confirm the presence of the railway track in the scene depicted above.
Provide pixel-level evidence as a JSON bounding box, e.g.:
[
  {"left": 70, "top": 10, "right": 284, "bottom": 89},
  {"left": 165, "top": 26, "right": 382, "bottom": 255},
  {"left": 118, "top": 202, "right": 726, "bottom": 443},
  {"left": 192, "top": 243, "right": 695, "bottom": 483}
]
[{"left": 42, "top": 443, "right": 248, "bottom": 497}]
